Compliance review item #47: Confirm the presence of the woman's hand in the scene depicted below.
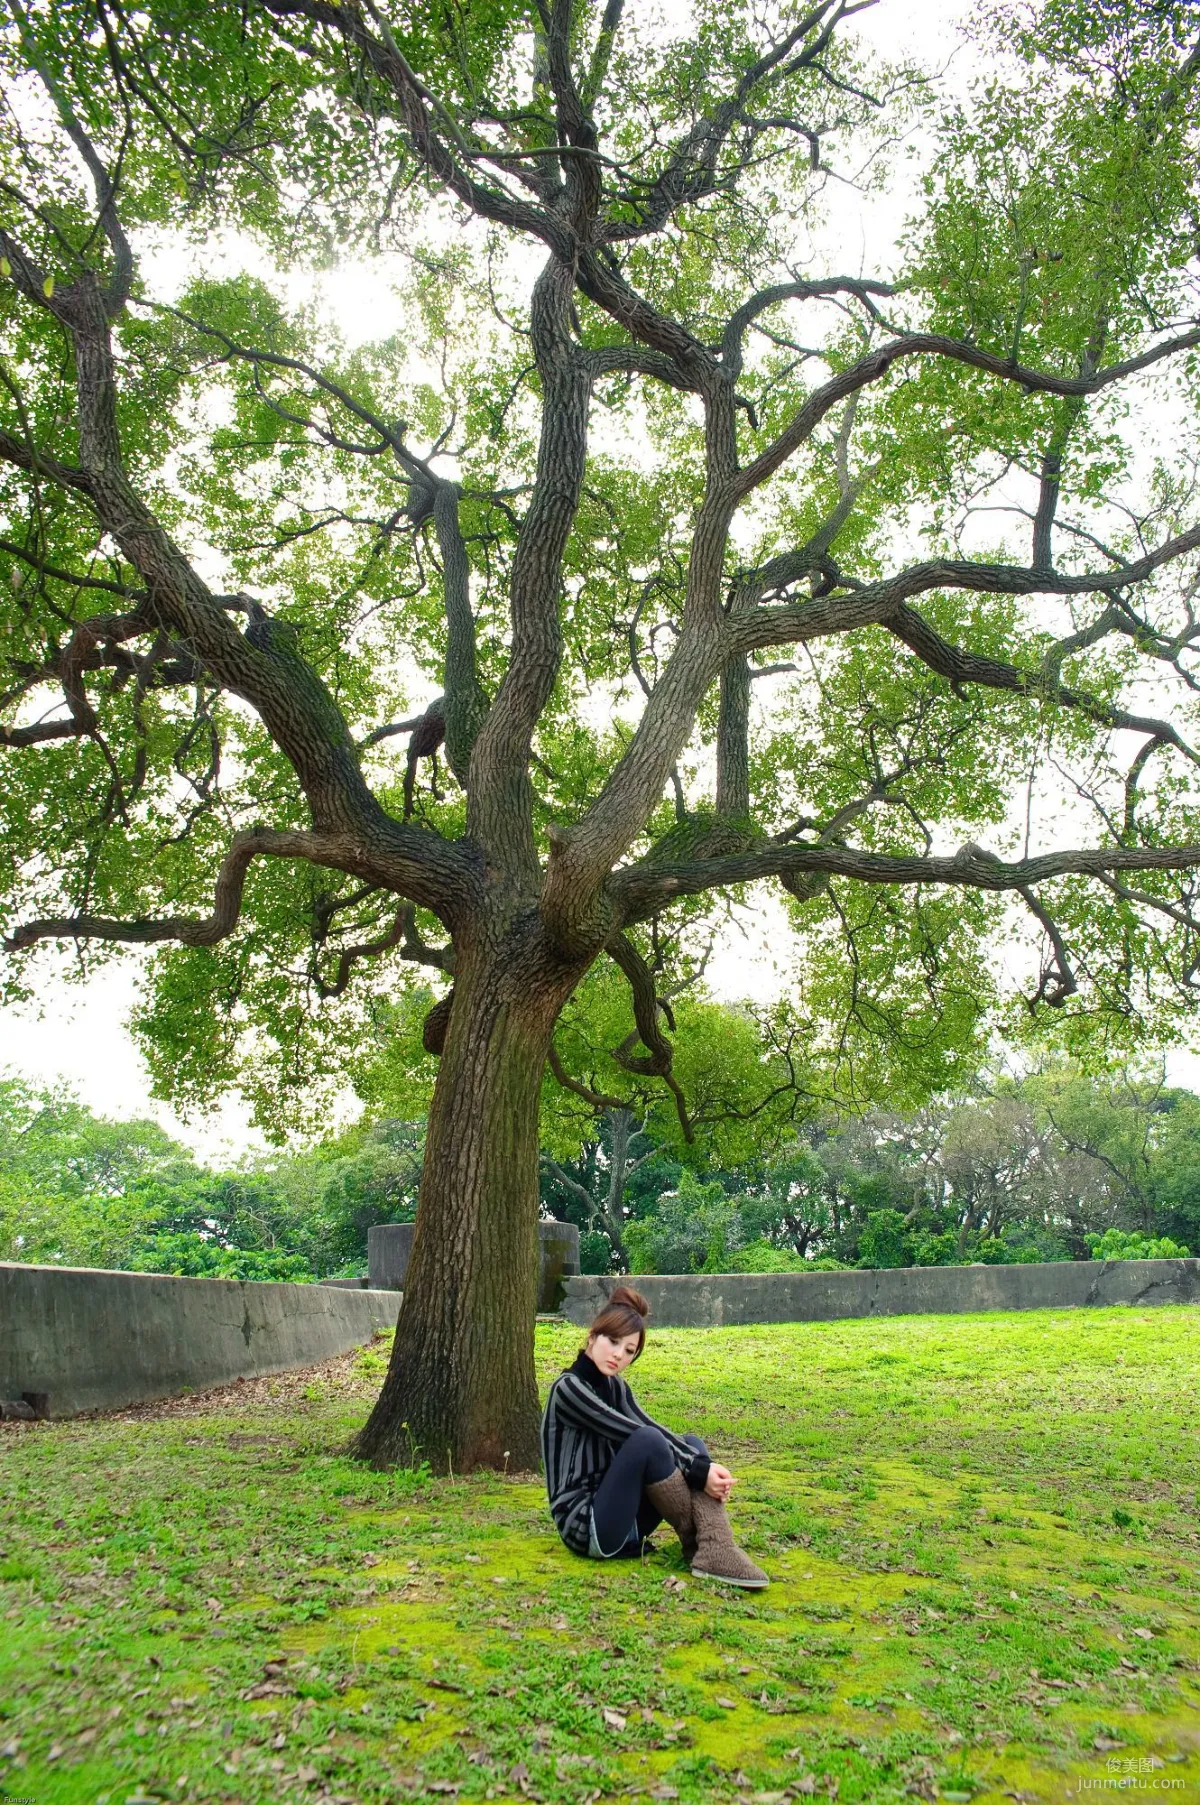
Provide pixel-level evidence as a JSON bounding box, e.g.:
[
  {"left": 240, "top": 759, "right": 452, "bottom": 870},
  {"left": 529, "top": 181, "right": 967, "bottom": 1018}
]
[{"left": 704, "top": 1463, "right": 735, "bottom": 1501}]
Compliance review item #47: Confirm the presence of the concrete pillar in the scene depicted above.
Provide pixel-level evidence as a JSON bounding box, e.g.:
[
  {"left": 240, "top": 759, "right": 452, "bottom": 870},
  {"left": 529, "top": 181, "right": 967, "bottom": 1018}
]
[{"left": 367, "top": 1219, "right": 580, "bottom": 1309}]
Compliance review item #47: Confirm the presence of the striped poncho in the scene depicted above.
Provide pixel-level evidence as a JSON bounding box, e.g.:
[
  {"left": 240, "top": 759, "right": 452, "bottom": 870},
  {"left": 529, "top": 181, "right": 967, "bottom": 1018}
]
[{"left": 540, "top": 1350, "right": 711, "bottom": 1554}]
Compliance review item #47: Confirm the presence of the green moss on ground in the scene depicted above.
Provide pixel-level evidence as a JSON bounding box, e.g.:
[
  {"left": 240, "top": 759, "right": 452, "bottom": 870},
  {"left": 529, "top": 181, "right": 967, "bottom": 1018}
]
[{"left": 1, "top": 1308, "right": 1198, "bottom": 1804}]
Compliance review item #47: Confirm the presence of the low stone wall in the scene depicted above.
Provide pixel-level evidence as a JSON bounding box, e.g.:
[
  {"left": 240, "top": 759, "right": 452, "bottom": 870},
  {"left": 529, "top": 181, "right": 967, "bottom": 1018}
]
[
  {"left": 561, "top": 1257, "right": 1200, "bottom": 1328},
  {"left": 0, "top": 1262, "right": 403, "bottom": 1418}
]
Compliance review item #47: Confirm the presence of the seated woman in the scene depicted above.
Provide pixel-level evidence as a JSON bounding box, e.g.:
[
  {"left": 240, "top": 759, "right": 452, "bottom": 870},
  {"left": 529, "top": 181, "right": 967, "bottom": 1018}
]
[{"left": 540, "top": 1285, "right": 768, "bottom": 1588}]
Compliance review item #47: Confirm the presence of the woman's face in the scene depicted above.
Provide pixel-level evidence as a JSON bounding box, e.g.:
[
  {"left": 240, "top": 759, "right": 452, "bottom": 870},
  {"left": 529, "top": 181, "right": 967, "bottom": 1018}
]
[{"left": 587, "top": 1330, "right": 641, "bottom": 1376}]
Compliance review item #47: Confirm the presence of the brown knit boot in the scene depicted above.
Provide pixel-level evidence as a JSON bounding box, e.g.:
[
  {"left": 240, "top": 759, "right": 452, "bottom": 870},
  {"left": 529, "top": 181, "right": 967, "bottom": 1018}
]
[
  {"left": 645, "top": 1468, "right": 697, "bottom": 1565},
  {"left": 689, "top": 1490, "right": 769, "bottom": 1589}
]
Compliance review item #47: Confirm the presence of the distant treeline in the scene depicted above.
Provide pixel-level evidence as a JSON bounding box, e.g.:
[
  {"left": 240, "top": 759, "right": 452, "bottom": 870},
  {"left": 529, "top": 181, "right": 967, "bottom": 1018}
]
[
  {"left": 0, "top": 1074, "right": 421, "bottom": 1281},
  {"left": 540, "top": 1067, "right": 1198, "bottom": 1274},
  {"left": 3, "top": 1064, "right": 1195, "bottom": 1282}
]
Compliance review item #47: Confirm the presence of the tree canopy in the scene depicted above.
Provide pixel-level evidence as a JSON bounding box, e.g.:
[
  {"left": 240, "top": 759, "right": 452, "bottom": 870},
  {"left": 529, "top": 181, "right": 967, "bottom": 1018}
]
[{"left": 2, "top": 0, "right": 1200, "bottom": 1465}]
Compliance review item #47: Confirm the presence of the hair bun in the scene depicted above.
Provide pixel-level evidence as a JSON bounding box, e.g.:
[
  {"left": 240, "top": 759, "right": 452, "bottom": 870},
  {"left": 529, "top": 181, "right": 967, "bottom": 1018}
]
[{"left": 608, "top": 1284, "right": 649, "bottom": 1318}]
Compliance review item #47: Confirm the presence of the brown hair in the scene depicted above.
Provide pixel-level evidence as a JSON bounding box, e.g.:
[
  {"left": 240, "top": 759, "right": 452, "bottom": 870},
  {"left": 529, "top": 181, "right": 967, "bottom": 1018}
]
[{"left": 586, "top": 1285, "right": 650, "bottom": 1361}]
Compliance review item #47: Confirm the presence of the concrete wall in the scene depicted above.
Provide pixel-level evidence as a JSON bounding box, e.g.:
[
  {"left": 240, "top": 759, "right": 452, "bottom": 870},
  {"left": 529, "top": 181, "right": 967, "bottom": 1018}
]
[
  {"left": 0, "top": 1262, "right": 403, "bottom": 1418},
  {"left": 561, "top": 1257, "right": 1200, "bottom": 1328}
]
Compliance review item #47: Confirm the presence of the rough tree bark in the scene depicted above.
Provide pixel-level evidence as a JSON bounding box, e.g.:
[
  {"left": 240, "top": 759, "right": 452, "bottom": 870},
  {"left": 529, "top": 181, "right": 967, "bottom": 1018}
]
[{"left": 357, "top": 912, "right": 588, "bottom": 1469}]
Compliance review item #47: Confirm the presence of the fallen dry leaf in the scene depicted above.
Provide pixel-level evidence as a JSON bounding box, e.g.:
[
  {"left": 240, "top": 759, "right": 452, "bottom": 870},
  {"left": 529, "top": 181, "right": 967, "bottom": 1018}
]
[{"left": 602, "top": 1707, "right": 627, "bottom": 1731}]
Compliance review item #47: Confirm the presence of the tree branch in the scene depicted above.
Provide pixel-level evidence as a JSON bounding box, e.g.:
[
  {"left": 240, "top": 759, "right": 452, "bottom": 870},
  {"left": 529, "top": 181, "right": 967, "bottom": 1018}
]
[
  {"left": 612, "top": 838, "right": 1200, "bottom": 922},
  {"left": 887, "top": 601, "right": 1200, "bottom": 765},
  {"left": 23, "top": 279, "right": 471, "bottom": 917},
  {"left": 0, "top": 537, "right": 146, "bottom": 599},
  {"left": 0, "top": 717, "right": 83, "bottom": 748},
  {"left": 603, "top": 0, "right": 845, "bottom": 244},
  {"left": 733, "top": 325, "right": 1200, "bottom": 501},
  {"left": 311, "top": 898, "right": 453, "bottom": 997},
  {"left": 5, "top": 826, "right": 334, "bottom": 953},
  {"left": 13, "top": 3, "right": 135, "bottom": 310},
  {"left": 720, "top": 276, "right": 895, "bottom": 378},
  {"left": 607, "top": 931, "right": 694, "bottom": 1142},
  {"left": 466, "top": 258, "right": 591, "bottom": 885},
  {"left": 260, "top": 0, "right": 573, "bottom": 256},
  {"left": 547, "top": 1041, "right": 628, "bottom": 1112},
  {"left": 1017, "top": 885, "right": 1078, "bottom": 1008},
  {"left": 358, "top": 714, "right": 428, "bottom": 751},
  {"left": 0, "top": 425, "right": 95, "bottom": 497},
  {"left": 582, "top": 341, "right": 699, "bottom": 394},
  {"left": 539, "top": 1153, "right": 598, "bottom": 1215},
  {"left": 431, "top": 480, "right": 489, "bottom": 782},
  {"left": 732, "top": 525, "right": 1200, "bottom": 654}
]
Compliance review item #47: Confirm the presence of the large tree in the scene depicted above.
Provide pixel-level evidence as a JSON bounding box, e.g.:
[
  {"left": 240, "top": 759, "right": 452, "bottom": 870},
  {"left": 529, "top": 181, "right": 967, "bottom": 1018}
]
[{"left": 3, "top": 0, "right": 1200, "bottom": 1467}]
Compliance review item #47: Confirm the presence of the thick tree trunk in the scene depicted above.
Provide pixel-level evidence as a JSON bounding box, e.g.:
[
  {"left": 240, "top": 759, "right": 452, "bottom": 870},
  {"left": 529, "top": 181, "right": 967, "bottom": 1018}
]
[{"left": 356, "top": 919, "right": 579, "bottom": 1471}]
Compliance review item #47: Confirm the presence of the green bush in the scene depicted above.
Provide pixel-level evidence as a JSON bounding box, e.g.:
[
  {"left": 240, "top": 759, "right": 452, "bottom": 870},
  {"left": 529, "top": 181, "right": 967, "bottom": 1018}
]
[
  {"left": 723, "top": 1239, "right": 807, "bottom": 1272},
  {"left": 128, "top": 1234, "right": 312, "bottom": 1281},
  {"left": 578, "top": 1229, "right": 614, "bottom": 1274},
  {"left": 626, "top": 1172, "right": 740, "bottom": 1274},
  {"left": 1086, "top": 1228, "right": 1191, "bottom": 1261},
  {"left": 856, "top": 1209, "right": 914, "bottom": 1269},
  {"left": 911, "top": 1230, "right": 960, "bottom": 1266}
]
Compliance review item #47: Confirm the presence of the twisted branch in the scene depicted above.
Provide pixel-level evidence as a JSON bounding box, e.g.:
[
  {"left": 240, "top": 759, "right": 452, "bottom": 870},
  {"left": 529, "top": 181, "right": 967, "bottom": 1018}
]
[{"left": 5, "top": 826, "right": 335, "bottom": 952}]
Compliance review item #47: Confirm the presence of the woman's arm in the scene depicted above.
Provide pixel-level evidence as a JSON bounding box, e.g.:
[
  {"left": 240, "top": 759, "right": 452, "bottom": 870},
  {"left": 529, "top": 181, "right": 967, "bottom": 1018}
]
[{"left": 551, "top": 1372, "right": 650, "bottom": 1445}]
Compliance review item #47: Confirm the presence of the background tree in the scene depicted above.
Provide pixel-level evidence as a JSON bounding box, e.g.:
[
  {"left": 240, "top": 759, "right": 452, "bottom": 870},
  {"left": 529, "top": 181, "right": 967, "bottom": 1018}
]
[
  {"left": 540, "top": 1107, "right": 660, "bottom": 1272},
  {"left": 0, "top": 1071, "right": 421, "bottom": 1275},
  {"left": 539, "top": 958, "right": 809, "bottom": 1264},
  {"left": 3, "top": 0, "right": 1200, "bottom": 1467}
]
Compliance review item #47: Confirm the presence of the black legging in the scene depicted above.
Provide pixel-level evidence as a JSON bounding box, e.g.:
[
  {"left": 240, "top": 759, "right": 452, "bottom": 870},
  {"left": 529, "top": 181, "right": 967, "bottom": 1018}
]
[{"left": 591, "top": 1425, "right": 709, "bottom": 1556}]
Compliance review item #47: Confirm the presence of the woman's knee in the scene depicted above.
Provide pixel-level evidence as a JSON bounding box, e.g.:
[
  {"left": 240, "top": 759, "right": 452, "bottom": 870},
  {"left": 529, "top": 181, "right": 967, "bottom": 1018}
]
[
  {"left": 682, "top": 1432, "right": 709, "bottom": 1457},
  {"left": 626, "top": 1424, "right": 674, "bottom": 1477},
  {"left": 628, "top": 1424, "right": 671, "bottom": 1458}
]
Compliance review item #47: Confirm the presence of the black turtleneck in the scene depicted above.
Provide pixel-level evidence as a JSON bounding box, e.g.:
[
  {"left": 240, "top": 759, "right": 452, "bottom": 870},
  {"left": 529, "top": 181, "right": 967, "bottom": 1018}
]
[{"left": 570, "top": 1347, "right": 620, "bottom": 1402}]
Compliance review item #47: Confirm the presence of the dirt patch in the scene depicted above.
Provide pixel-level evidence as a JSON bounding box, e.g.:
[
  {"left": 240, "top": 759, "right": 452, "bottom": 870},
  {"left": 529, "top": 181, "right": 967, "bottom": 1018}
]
[{"left": 87, "top": 1340, "right": 388, "bottom": 1422}]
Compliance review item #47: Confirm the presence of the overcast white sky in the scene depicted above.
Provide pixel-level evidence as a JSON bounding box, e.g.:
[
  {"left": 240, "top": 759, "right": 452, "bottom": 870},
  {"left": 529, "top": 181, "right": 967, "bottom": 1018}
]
[{"left": 4, "top": 0, "right": 1200, "bottom": 1160}]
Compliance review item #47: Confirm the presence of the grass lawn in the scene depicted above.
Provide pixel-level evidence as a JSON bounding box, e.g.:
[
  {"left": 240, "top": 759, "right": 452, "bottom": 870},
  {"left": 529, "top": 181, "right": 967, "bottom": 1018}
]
[{"left": 2, "top": 1307, "right": 1199, "bottom": 1805}]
